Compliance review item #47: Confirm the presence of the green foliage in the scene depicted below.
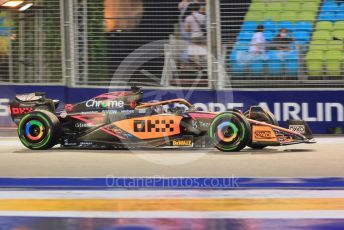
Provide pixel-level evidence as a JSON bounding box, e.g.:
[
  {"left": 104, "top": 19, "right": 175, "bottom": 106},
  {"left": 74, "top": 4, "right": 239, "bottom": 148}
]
[
  {"left": 10, "top": 0, "right": 109, "bottom": 84},
  {"left": 11, "top": 0, "right": 62, "bottom": 83},
  {"left": 87, "top": 0, "right": 109, "bottom": 83}
]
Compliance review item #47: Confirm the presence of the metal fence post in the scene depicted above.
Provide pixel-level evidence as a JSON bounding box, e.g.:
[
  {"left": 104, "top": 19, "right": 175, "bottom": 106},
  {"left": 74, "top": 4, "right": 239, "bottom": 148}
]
[
  {"left": 207, "top": 0, "right": 222, "bottom": 89},
  {"left": 18, "top": 12, "right": 25, "bottom": 83},
  {"left": 60, "top": 0, "right": 76, "bottom": 87},
  {"left": 76, "top": 0, "right": 89, "bottom": 84},
  {"left": 35, "top": 7, "right": 43, "bottom": 83},
  {"left": 8, "top": 38, "right": 13, "bottom": 83}
]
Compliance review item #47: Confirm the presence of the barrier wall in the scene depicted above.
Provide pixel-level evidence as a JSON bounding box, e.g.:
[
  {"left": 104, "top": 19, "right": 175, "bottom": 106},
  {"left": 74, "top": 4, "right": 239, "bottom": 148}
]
[{"left": 1, "top": 85, "right": 344, "bottom": 134}]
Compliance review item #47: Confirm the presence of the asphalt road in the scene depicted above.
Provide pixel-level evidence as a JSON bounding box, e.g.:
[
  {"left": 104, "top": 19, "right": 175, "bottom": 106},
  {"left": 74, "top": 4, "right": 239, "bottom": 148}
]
[{"left": 0, "top": 136, "right": 343, "bottom": 177}]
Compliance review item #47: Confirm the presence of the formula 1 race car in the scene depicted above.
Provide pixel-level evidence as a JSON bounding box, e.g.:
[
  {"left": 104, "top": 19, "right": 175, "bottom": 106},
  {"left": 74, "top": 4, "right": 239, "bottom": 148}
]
[{"left": 9, "top": 87, "right": 315, "bottom": 152}]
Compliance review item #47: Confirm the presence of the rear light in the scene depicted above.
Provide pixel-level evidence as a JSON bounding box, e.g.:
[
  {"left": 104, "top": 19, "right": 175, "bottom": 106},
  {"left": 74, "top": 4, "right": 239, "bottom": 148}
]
[
  {"left": 64, "top": 104, "right": 73, "bottom": 112},
  {"left": 130, "top": 101, "right": 136, "bottom": 108}
]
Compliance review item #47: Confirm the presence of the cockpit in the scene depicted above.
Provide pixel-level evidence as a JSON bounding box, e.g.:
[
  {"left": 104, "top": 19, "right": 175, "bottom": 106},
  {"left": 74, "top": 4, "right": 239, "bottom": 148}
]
[{"left": 136, "top": 99, "right": 195, "bottom": 115}]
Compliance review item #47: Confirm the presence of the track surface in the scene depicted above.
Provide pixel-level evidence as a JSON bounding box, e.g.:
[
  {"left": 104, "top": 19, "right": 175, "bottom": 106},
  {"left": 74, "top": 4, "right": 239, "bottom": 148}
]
[
  {"left": 1, "top": 190, "right": 344, "bottom": 229},
  {"left": 0, "top": 136, "right": 343, "bottom": 177}
]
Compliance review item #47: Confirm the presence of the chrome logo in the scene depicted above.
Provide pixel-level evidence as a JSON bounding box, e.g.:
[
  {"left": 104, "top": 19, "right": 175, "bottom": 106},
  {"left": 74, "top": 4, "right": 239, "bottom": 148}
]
[
  {"left": 85, "top": 99, "right": 124, "bottom": 109},
  {"left": 25, "top": 120, "right": 44, "bottom": 141},
  {"left": 217, "top": 122, "right": 238, "bottom": 142}
]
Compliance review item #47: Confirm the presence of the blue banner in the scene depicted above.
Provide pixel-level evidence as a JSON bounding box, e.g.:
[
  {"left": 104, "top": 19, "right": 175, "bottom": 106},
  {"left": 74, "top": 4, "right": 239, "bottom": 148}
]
[
  {"left": 1, "top": 85, "right": 343, "bottom": 134},
  {"left": 0, "top": 177, "right": 343, "bottom": 189}
]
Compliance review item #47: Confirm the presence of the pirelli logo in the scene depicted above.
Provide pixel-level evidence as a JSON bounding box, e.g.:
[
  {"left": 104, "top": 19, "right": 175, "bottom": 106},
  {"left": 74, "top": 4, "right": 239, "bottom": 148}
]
[{"left": 134, "top": 119, "right": 175, "bottom": 133}]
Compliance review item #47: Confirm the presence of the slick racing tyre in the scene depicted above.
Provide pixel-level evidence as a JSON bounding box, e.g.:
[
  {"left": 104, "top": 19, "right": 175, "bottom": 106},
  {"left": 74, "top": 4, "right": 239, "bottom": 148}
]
[
  {"left": 18, "top": 110, "right": 61, "bottom": 150},
  {"left": 209, "top": 112, "right": 251, "bottom": 152},
  {"left": 244, "top": 109, "right": 278, "bottom": 149}
]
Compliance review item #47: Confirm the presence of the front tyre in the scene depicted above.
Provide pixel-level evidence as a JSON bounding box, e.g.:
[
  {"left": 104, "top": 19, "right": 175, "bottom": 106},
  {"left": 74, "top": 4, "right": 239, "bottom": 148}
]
[
  {"left": 209, "top": 112, "right": 251, "bottom": 152},
  {"left": 18, "top": 110, "right": 61, "bottom": 150}
]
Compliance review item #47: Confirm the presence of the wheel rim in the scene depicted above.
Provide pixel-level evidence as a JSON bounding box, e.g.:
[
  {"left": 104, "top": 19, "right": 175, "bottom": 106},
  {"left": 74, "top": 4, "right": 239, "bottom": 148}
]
[
  {"left": 209, "top": 113, "right": 249, "bottom": 152},
  {"left": 18, "top": 113, "right": 53, "bottom": 149},
  {"left": 217, "top": 121, "right": 238, "bottom": 143},
  {"left": 25, "top": 120, "right": 45, "bottom": 142}
]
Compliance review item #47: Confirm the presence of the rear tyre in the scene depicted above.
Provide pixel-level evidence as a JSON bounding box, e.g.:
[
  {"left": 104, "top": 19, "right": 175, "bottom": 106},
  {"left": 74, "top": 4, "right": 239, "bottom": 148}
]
[
  {"left": 209, "top": 112, "right": 251, "bottom": 152},
  {"left": 18, "top": 110, "right": 61, "bottom": 150}
]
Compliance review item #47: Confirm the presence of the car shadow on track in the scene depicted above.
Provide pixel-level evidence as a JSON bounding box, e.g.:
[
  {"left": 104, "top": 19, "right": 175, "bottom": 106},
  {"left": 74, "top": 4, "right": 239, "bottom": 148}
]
[
  {"left": 13, "top": 147, "right": 315, "bottom": 155},
  {"left": 206, "top": 148, "right": 315, "bottom": 156},
  {"left": 13, "top": 147, "right": 212, "bottom": 154}
]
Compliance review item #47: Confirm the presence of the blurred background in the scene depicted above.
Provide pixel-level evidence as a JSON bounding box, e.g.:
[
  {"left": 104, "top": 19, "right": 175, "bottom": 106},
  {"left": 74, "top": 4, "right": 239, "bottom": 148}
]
[
  {"left": 0, "top": 0, "right": 343, "bottom": 133},
  {"left": 0, "top": 2, "right": 343, "bottom": 229}
]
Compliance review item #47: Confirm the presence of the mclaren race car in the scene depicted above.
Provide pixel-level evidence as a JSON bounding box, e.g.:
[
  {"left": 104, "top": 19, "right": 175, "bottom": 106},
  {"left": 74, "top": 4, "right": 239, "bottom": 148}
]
[{"left": 9, "top": 87, "right": 315, "bottom": 152}]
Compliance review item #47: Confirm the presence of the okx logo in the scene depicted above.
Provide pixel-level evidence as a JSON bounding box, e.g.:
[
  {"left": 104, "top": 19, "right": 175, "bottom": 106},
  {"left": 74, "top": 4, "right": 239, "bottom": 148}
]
[
  {"left": 134, "top": 119, "right": 174, "bottom": 132},
  {"left": 114, "top": 115, "right": 182, "bottom": 140}
]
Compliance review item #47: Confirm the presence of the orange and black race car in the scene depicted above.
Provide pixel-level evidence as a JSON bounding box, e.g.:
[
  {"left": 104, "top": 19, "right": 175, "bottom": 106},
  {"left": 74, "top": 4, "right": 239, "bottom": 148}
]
[{"left": 9, "top": 87, "right": 315, "bottom": 152}]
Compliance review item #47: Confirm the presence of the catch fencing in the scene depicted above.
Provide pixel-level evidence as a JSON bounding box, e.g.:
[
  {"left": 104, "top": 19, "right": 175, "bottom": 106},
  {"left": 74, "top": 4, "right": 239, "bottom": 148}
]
[{"left": 1, "top": 0, "right": 344, "bottom": 88}]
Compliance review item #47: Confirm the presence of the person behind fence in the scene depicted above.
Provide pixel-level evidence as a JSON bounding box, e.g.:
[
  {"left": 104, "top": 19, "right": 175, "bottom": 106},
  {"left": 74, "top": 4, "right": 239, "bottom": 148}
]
[
  {"left": 249, "top": 25, "right": 266, "bottom": 54},
  {"left": 184, "top": 2, "right": 207, "bottom": 70},
  {"left": 179, "top": 0, "right": 192, "bottom": 13},
  {"left": 178, "top": 0, "right": 197, "bottom": 63},
  {"left": 272, "top": 29, "right": 295, "bottom": 51},
  {"left": 272, "top": 28, "right": 295, "bottom": 60},
  {"left": 243, "top": 25, "right": 267, "bottom": 67}
]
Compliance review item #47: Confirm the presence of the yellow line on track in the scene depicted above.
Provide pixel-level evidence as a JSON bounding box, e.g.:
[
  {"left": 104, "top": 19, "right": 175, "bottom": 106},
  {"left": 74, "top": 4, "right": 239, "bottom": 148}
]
[{"left": 0, "top": 198, "right": 343, "bottom": 211}]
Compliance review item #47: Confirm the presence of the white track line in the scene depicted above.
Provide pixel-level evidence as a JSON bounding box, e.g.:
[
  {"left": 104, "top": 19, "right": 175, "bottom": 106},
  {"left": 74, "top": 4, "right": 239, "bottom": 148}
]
[
  {"left": 0, "top": 190, "right": 343, "bottom": 199},
  {"left": 0, "top": 211, "right": 343, "bottom": 219}
]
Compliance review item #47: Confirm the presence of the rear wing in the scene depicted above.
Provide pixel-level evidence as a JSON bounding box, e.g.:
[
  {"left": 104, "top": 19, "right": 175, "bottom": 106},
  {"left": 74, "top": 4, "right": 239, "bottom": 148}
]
[{"left": 9, "top": 92, "right": 58, "bottom": 124}]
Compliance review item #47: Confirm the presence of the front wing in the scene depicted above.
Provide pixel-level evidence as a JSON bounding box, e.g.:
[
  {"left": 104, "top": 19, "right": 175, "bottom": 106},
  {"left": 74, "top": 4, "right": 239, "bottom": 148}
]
[{"left": 248, "top": 119, "right": 316, "bottom": 146}]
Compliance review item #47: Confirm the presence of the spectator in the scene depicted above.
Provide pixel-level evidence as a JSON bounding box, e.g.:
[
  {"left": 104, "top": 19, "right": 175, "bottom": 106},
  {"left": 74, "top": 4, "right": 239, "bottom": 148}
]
[
  {"left": 249, "top": 25, "right": 266, "bottom": 54},
  {"left": 179, "top": 0, "right": 195, "bottom": 63},
  {"left": 184, "top": 2, "right": 207, "bottom": 70},
  {"left": 179, "top": 0, "right": 192, "bottom": 13},
  {"left": 272, "top": 29, "right": 295, "bottom": 51},
  {"left": 179, "top": 0, "right": 204, "bottom": 16}
]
